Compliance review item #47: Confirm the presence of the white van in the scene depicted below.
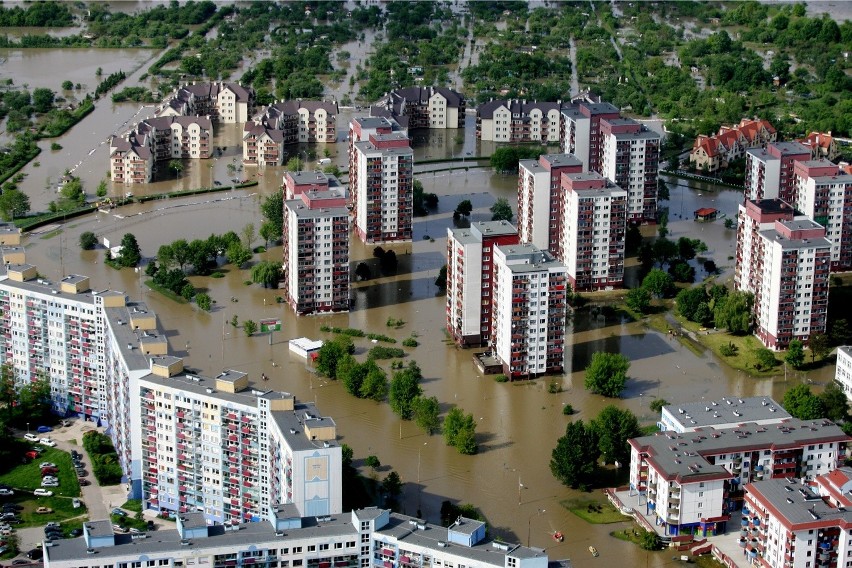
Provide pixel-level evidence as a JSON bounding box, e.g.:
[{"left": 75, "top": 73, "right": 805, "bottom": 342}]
[{"left": 317, "top": 158, "right": 332, "bottom": 165}]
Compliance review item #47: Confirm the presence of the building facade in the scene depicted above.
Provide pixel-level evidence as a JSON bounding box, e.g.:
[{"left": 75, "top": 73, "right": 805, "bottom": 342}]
[
  {"left": 491, "top": 244, "right": 568, "bottom": 377},
  {"left": 835, "top": 346, "right": 852, "bottom": 404},
  {"left": 476, "top": 99, "right": 562, "bottom": 143},
  {"left": 561, "top": 172, "right": 627, "bottom": 291},
  {"left": 282, "top": 179, "right": 350, "bottom": 315},
  {"left": 794, "top": 159, "right": 852, "bottom": 271},
  {"left": 371, "top": 86, "right": 465, "bottom": 130},
  {"left": 445, "top": 221, "right": 519, "bottom": 347},
  {"left": 628, "top": 420, "right": 850, "bottom": 537},
  {"left": 157, "top": 81, "right": 256, "bottom": 124},
  {"left": 598, "top": 117, "right": 660, "bottom": 222},
  {"left": 516, "top": 154, "right": 582, "bottom": 256},
  {"left": 744, "top": 142, "right": 811, "bottom": 202},
  {"left": 242, "top": 124, "right": 286, "bottom": 167},
  {"left": 352, "top": 133, "right": 413, "bottom": 244},
  {"left": 348, "top": 117, "right": 407, "bottom": 214},
  {"left": 559, "top": 100, "right": 620, "bottom": 173},
  {"left": 689, "top": 118, "right": 777, "bottom": 172}
]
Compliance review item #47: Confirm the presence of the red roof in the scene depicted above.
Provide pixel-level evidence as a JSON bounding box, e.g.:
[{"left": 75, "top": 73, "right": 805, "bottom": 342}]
[{"left": 695, "top": 208, "right": 718, "bottom": 216}]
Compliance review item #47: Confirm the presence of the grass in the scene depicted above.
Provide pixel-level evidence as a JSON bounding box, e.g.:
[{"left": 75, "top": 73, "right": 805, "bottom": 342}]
[
  {"left": 122, "top": 499, "right": 142, "bottom": 513},
  {"left": 111, "top": 512, "right": 147, "bottom": 531},
  {"left": 562, "top": 495, "right": 632, "bottom": 524},
  {"left": 39, "top": 229, "right": 62, "bottom": 240},
  {"left": 144, "top": 279, "right": 189, "bottom": 304},
  {"left": 609, "top": 524, "right": 647, "bottom": 545},
  {"left": 13, "top": 493, "right": 87, "bottom": 528},
  {"left": 677, "top": 316, "right": 781, "bottom": 376},
  {"left": 0, "top": 446, "right": 81, "bottom": 498}
]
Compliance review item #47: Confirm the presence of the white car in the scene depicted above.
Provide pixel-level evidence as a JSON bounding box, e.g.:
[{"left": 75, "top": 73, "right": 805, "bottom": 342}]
[
  {"left": 33, "top": 489, "right": 53, "bottom": 497},
  {"left": 24, "top": 433, "right": 39, "bottom": 442},
  {"left": 72, "top": 498, "right": 81, "bottom": 509},
  {"left": 39, "top": 462, "right": 57, "bottom": 469},
  {"left": 39, "top": 438, "right": 56, "bottom": 447},
  {"left": 0, "top": 489, "right": 13, "bottom": 496},
  {"left": 40, "top": 480, "right": 59, "bottom": 488}
]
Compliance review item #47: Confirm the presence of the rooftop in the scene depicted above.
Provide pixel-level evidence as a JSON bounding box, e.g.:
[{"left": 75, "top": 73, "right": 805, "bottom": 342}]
[
  {"left": 662, "top": 397, "right": 791, "bottom": 429},
  {"left": 746, "top": 478, "right": 852, "bottom": 527}
]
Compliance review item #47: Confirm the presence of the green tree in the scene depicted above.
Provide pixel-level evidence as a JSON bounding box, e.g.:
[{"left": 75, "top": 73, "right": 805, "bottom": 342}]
[
  {"left": 261, "top": 189, "right": 284, "bottom": 238},
  {"left": 640, "top": 530, "right": 662, "bottom": 551},
  {"left": 809, "top": 332, "right": 830, "bottom": 363},
  {"left": 241, "top": 222, "right": 256, "bottom": 249},
  {"left": 0, "top": 189, "right": 31, "bottom": 220},
  {"left": 455, "top": 199, "right": 473, "bottom": 216},
  {"left": 381, "top": 471, "right": 402, "bottom": 502},
  {"left": 365, "top": 455, "right": 381, "bottom": 470},
  {"left": 584, "top": 352, "right": 630, "bottom": 398},
  {"left": 550, "top": 420, "right": 599, "bottom": 489},
  {"left": 61, "top": 80, "right": 73, "bottom": 90},
  {"left": 259, "top": 220, "right": 280, "bottom": 248},
  {"left": 590, "top": 405, "right": 641, "bottom": 466},
  {"left": 168, "top": 159, "right": 184, "bottom": 178},
  {"left": 251, "top": 261, "right": 282, "bottom": 288},
  {"left": 180, "top": 283, "right": 195, "bottom": 300},
  {"left": 442, "top": 407, "right": 477, "bottom": 454},
  {"left": 96, "top": 180, "right": 108, "bottom": 198},
  {"left": 642, "top": 269, "right": 674, "bottom": 298},
  {"left": 243, "top": 319, "right": 258, "bottom": 337},
  {"left": 412, "top": 395, "right": 440, "bottom": 435},
  {"left": 79, "top": 231, "right": 98, "bottom": 250},
  {"left": 676, "top": 286, "right": 709, "bottom": 321},
  {"left": 625, "top": 287, "right": 651, "bottom": 314},
  {"left": 714, "top": 290, "right": 753, "bottom": 334},
  {"left": 225, "top": 242, "right": 252, "bottom": 268},
  {"left": 435, "top": 265, "right": 447, "bottom": 290},
  {"left": 316, "top": 337, "right": 353, "bottom": 379},
  {"left": 58, "top": 177, "right": 86, "bottom": 210},
  {"left": 819, "top": 382, "right": 849, "bottom": 423},
  {"left": 195, "top": 292, "right": 212, "bottom": 311},
  {"left": 782, "top": 384, "right": 826, "bottom": 420},
  {"left": 389, "top": 361, "right": 423, "bottom": 419},
  {"left": 117, "top": 233, "right": 141, "bottom": 267},
  {"left": 490, "top": 198, "right": 513, "bottom": 222},
  {"left": 754, "top": 348, "right": 777, "bottom": 371},
  {"left": 32, "top": 87, "right": 55, "bottom": 113},
  {"left": 285, "top": 157, "right": 304, "bottom": 171},
  {"left": 649, "top": 399, "right": 669, "bottom": 413},
  {"left": 676, "top": 237, "right": 707, "bottom": 261},
  {"left": 360, "top": 365, "right": 389, "bottom": 402},
  {"left": 785, "top": 339, "right": 805, "bottom": 369}
]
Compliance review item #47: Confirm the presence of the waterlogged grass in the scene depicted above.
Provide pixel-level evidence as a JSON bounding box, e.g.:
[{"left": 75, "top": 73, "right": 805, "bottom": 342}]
[
  {"left": 676, "top": 315, "right": 780, "bottom": 377},
  {"left": 562, "top": 495, "right": 631, "bottom": 524}
]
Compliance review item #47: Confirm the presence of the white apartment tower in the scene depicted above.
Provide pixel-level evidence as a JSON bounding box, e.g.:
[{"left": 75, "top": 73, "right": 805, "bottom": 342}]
[
  {"left": 794, "top": 159, "right": 852, "bottom": 271},
  {"left": 744, "top": 141, "right": 811, "bottom": 202},
  {"left": 599, "top": 117, "right": 661, "bottom": 222},
  {"left": 835, "top": 346, "right": 852, "bottom": 403},
  {"left": 562, "top": 172, "right": 628, "bottom": 291},
  {"left": 492, "top": 244, "right": 568, "bottom": 378}
]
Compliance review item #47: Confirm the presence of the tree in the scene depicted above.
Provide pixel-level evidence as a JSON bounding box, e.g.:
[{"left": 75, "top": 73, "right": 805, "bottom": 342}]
[
  {"left": 677, "top": 237, "right": 707, "bottom": 261},
  {"left": 584, "top": 352, "right": 630, "bottom": 398},
  {"left": 57, "top": 177, "right": 85, "bottom": 210},
  {"left": 455, "top": 199, "right": 473, "bottom": 217},
  {"left": 181, "top": 283, "right": 195, "bottom": 300},
  {"left": 32, "top": 87, "right": 55, "bottom": 113},
  {"left": 714, "top": 290, "right": 753, "bottom": 334},
  {"left": 412, "top": 395, "right": 440, "bottom": 435},
  {"left": 261, "top": 190, "right": 284, "bottom": 238},
  {"left": 241, "top": 223, "right": 256, "bottom": 249},
  {"left": 243, "top": 319, "right": 258, "bottom": 337},
  {"left": 195, "top": 292, "right": 212, "bottom": 311},
  {"left": 657, "top": 179, "right": 670, "bottom": 202},
  {"left": 226, "top": 242, "right": 252, "bottom": 268},
  {"left": 61, "top": 80, "right": 73, "bottom": 90},
  {"left": 355, "top": 262, "right": 372, "bottom": 281},
  {"left": 251, "top": 261, "right": 282, "bottom": 288},
  {"left": 550, "top": 420, "right": 599, "bottom": 489},
  {"left": 259, "top": 220, "right": 279, "bottom": 248},
  {"left": 168, "top": 159, "right": 184, "bottom": 178},
  {"left": 389, "top": 361, "right": 423, "bottom": 419},
  {"left": 625, "top": 287, "right": 651, "bottom": 314},
  {"left": 360, "top": 365, "right": 389, "bottom": 402},
  {"left": 724, "top": 218, "right": 735, "bottom": 229},
  {"left": 670, "top": 261, "right": 695, "bottom": 284},
  {"left": 782, "top": 384, "right": 826, "bottom": 420},
  {"left": 642, "top": 269, "right": 674, "bottom": 298},
  {"left": 490, "top": 198, "right": 513, "bottom": 222},
  {"left": 96, "top": 180, "right": 108, "bottom": 198},
  {"left": 435, "top": 264, "right": 447, "bottom": 290},
  {"left": 831, "top": 319, "right": 852, "bottom": 346},
  {"left": 381, "top": 471, "right": 402, "bottom": 502},
  {"left": 590, "top": 406, "right": 641, "bottom": 466},
  {"left": 79, "top": 231, "right": 98, "bottom": 250},
  {"left": 676, "top": 286, "right": 708, "bottom": 321},
  {"left": 809, "top": 332, "right": 830, "bottom": 363},
  {"left": 639, "top": 530, "right": 662, "bottom": 551},
  {"left": 0, "top": 189, "right": 30, "bottom": 220},
  {"left": 754, "top": 348, "right": 777, "bottom": 371},
  {"left": 819, "top": 382, "right": 849, "bottom": 423},
  {"left": 117, "top": 233, "right": 141, "bottom": 267},
  {"left": 285, "top": 157, "right": 304, "bottom": 171},
  {"left": 651, "top": 238, "right": 678, "bottom": 267},
  {"left": 443, "top": 407, "right": 477, "bottom": 454},
  {"left": 649, "top": 399, "right": 669, "bottom": 413},
  {"left": 316, "top": 337, "right": 352, "bottom": 379},
  {"left": 785, "top": 339, "right": 805, "bottom": 369},
  {"left": 365, "top": 455, "right": 381, "bottom": 470}
]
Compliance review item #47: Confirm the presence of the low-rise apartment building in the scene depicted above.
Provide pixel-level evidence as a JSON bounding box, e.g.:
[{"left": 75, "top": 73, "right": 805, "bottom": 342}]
[
  {"left": 445, "top": 221, "right": 519, "bottom": 347},
  {"left": 799, "top": 131, "right": 839, "bottom": 161},
  {"left": 744, "top": 141, "right": 811, "bottom": 202},
  {"left": 561, "top": 172, "right": 627, "bottom": 291},
  {"left": 491, "top": 244, "right": 568, "bottom": 377},
  {"left": 476, "top": 99, "right": 562, "bottom": 143},
  {"left": 628, "top": 419, "right": 850, "bottom": 537},
  {"left": 794, "top": 159, "right": 852, "bottom": 271},
  {"left": 659, "top": 397, "right": 791, "bottom": 433},
  {"left": 689, "top": 118, "right": 777, "bottom": 172},
  {"left": 352, "top": 133, "right": 413, "bottom": 244},
  {"left": 157, "top": 81, "right": 256, "bottom": 124},
  {"left": 744, "top": 475, "right": 852, "bottom": 568},
  {"left": 43, "top": 507, "right": 556, "bottom": 568},
  {"left": 371, "top": 86, "right": 465, "bottom": 130},
  {"left": 242, "top": 123, "right": 286, "bottom": 167},
  {"left": 282, "top": 179, "right": 350, "bottom": 315}
]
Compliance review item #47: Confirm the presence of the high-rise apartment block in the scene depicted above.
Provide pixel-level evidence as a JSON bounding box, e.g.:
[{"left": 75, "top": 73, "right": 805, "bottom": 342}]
[
  {"left": 282, "top": 174, "right": 350, "bottom": 315},
  {"left": 517, "top": 154, "right": 583, "bottom": 255},
  {"left": 744, "top": 141, "right": 811, "bottom": 202},
  {"left": 352, "top": 132, "right": 413, "bottom": 243},
  {"left": 492, "top": 244, "right": 568, "bottom": 377},
  {"left": 560, "top": 101, "right": 620, "bottom": 174},
  {"left": 561, "top": 172, "right": 627, "bottom": 291},
  {"left": 445, "top": 221, "right": 519, "bottom": 347},
  {"left": 735, "top": 200, "right": 831, "bottom": 349},
  {"left": 372, "top": 86, "right": 465, "bottom": 129},
  {"left": 599, "top": 117, "right": 660, "bottom": 221},
  {"left": 348, "top": 117, "right": 407, "bottom": 214},
  {"left": 836, "top": 346, "right": 852, "bottom": 403},
  {"left": 794, "top": 159, "right": 852, "bottom": 271}
]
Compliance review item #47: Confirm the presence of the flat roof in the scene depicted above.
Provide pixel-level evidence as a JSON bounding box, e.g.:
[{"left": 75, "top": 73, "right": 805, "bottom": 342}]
[
  {"left": 105, "top": 305, "right": 154, "bottom": 371},
  {"left": 138, "top": 372, "right": 292, "bottom": 409},
  {"left": 353, "top": 140, "right": 413, "bottom": 157},
  {"left": 747, "top": 478, "right": 852, "bottom": 527},
  {"left": 771, "top": 141, "right": 811, "bottom": 155},
  {"left": 471, "top": 221, "right": 517, "bottom": 239},
  {"left": 663, "top": 397, "right": 791, "bottom": 429},
  {"left": 540, "top": 154, "right": 582, "bottom": 168},
  {"left": 497, "top": 244, "right": 565, "bottom": 273},
  {"left": 285, "top": 199, "right": 349, "bottom": 220},
  {"left": 270, "top": 403, "right": 339, "bottom": 452}
]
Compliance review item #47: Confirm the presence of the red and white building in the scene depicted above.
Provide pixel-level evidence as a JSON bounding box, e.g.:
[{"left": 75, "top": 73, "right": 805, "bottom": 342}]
[
  {"left": 743, "top": 472, "right": 852, "bottom": 568},
  {"left": 599, "top": 117, "right": 660, "bottom": 221},
  {"left": 352, "top": 133, "right": 413, "bottom": 244},
  {"left": 282, "top": 175, "right": 350, "bottom": 315},
  {"left": 689, "top": 118, "right": 777, "bottom": 173},
  {"left": 627, "top": 419, "right": 850, "bottom": 537},
  {"left": 491, "top": 244, "right": 568, "bottom": 377},
  {"left": 562, "top": 172, "right": 627, "bottom": 291},
  {"left": 517, "top": 154, "right": 582, "bottom": 255},
  {"left": 445, "top": 221, "right": 519, "bottom": 347},
  {"left": 560, "top": 100, "right": 620, "bottom": 173},
  {"left": 794, "top": 159, "right": 852, "bottom": 271},
  {"left": 744, "top": 141, "right": 811, "bottom": 202},
  {"left": 735, "top": 199, "right": 831, "bottom": 350},
  {"left": 348, "top": 117, "right": 407, "bottom": 213}
]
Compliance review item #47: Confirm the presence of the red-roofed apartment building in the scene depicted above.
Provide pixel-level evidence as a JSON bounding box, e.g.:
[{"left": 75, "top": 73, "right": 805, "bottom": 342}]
[
  {"left": 799, "top": 131, "right": 839, "bottom": 161},
  {"left": 689, "top": 118, "right": 777, "bottom": 172}
]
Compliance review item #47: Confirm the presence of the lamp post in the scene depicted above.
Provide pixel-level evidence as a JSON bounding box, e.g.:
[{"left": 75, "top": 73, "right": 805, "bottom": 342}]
[
  {"left": 417, "top": 442, "right": 427, "bottom": 483},
  {"left": 518, "top": 475, "right": 524, "bottom": 505},
  {"left": 527, "top": 509, "right": 545, "bottom": 547}
]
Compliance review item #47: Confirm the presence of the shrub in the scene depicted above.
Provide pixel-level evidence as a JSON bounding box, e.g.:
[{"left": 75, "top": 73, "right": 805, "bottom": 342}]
[
  {"left": 402, "top": 337, "right": 419, "bottom": 348},
  {"left": 368, "top": 346, "right": 405, "bottom": 359},
  {"left": 562, "top": 404, "right": 574, "bottom": 415},
  {"left": 719, "top": 342, "right": 739, "bottom": 357},
  {"left": 494, "top": 374, "right": 509, "bottom": 383}
]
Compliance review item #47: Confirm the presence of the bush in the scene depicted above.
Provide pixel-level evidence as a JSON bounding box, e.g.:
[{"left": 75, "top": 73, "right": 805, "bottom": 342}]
[
  {"left": 562, "top": 404, "right": 574, "bottom": 415},
  {"left": 719, "top": 342, "right": 738, "bottom": 357},
  {"left": 494, "top": 374, "right": 509, "bottom": 383},
  {"left": 79, "top": 231, "right": 98, "bottom": 250},
  {"left": 82, "top": 430, "right": 123, "bottom": 485},
  {"left": 367, "top": 346, "right": 405, "bottom": 360},
  {"left": 402, "top": 337, "right": 419, "bottom": 348}
]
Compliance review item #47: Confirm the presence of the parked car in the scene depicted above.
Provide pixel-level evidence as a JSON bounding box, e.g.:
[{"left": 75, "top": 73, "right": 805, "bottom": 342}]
[
  {"left": 70, "top": 528, "right": 83, "bottom": 537},
  {"left": 0, "top": 489, "right": 13, "bottom": 497},
  {"left": 41, "top": 476, "right": 58, "bottom": 483},
  {"left": 13, "top": 558, "right": 31, "bottom": 565},
  {"left": 76, "top": 469, "right": 86, "bottom": 476},
  {"left": 40, "top": 480, "right": 59, "bottom": 488},
  {"left": 40, "top": 438, "right": 56, "bottom": 447},
  {"left": 70, "top": 450, "right": 80, "bottom": 459},
  {"left": 35, "top": 507, "right": 53, "bottom": 514},
  {"left": 0, "top": 528, "right": 14, "bottom": 536},
  {"left": 72, "top": 498, "right": 81, "bottom": 508},
  {"left": 36, "top": 425, "right": 52, "bottom": 433},
  {"left": 34, "top": 488, "right": 53, "bottom": 497},
  {"left": 112, "top": 524, "right": 127, "bottom": 533},
  {"left": 32, "top": 445, "right": 45, "bottom": 453},
  {"left": 111, "top": 508, "right": 127, "bottom": 517},
  {"left": 42, "top": 467, "right": 59, "bottom": 476},
  {"left": 24, "top": 451, "right": 37, "bottom": 460},
  {"left": 0, "top": 512, "right": 17, "bottom": 520},
  {"left": 45, "top": 521, "right": 60, "bottom": 528},
  {"left": 27, "top": 547, "right": 44, "bottom": 560},
  {"left": 39, "top": 462, "right": 57, "bottom": 469},
  {"left": 78, "top": 479, "right": 91, "bottom": 486},
  {"left": 2, "top": 504, "right": 22, "bottom": 511},
  {"left": 24, "top": 433, "right": 38, "bottom": 442}
]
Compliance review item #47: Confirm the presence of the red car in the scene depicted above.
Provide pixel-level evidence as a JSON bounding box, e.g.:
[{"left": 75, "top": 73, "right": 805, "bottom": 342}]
[
  {"left": 25, "top": 451, "right": 38, "bottom": 460},
  {"left": 41, "top": 467, "right": 59, "bottom": 476}
]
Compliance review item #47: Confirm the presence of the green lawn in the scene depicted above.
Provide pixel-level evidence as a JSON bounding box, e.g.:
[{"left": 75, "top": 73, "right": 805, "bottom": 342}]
[
  {"left": 562, "top": 495, "right": 632, "bottom": 524},
  {"left": 10, "top": 492, "right": 87, "bottom": 528},
  {"left": 121, "top": 499, "right": 142, "bottom": 513},
  {"left": 112, "top": 512, "right": 147, "bottom": 531},
  {"left": 0, "top": 446, "right": 82, "bottom": 498}
]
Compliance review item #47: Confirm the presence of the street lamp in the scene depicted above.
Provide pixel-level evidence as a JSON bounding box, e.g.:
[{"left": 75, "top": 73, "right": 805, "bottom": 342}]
[
  {"left": 417, "top": 442, "right": 427, "bottom": 483},
  {"left": 527, "top": 509, "right": 545, "bottom": 547}
]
